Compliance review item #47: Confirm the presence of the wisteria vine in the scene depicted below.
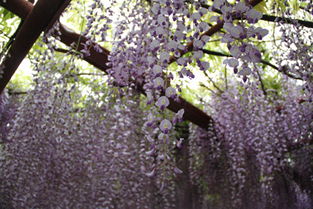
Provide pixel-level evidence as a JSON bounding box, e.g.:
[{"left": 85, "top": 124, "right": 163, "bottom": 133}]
[{"left": 0, "top": 0, "right": 312, "bottom": 208}]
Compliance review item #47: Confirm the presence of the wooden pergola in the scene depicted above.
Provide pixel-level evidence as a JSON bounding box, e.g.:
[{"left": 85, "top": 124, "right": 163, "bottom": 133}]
[{"left": 1, "top": 3, "right": 312, "bottom": 208}]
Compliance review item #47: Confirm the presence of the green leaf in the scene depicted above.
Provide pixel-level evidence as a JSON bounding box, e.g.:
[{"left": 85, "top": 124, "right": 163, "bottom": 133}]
[
  {"left": 3, "top": 10, "right": 15, "bottom": 20},
  {"left": 254, "top": 1, "right": 267, "bottom": 14},
  {"left": 290, "top": 0, "right": 300, "bottom": 14}
]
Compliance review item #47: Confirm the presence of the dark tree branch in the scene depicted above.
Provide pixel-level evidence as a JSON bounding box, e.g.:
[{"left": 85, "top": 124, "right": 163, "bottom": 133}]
[
  {"left": 260, "top": 60, "right": 302, "bottom": 80},
  {"left": 224, "top": 66, "right": 228, "bottom": 90},
  {"left": 8, "top": 91, "right": 28, "bottom": 95},
  {"left": 262, "top": 14, "right": 313, "bottom": 28},
  {"left": 68, "top": 73, "right": 106, "bottom": 76},
  {"left": 54, "top": 47, "right": 80, "bottom": 55},
  {"left": 201, "top": 49, "right": 303, "bottom": 80},
  {"left": 202, "top": 49, "right": 231, "bottom": 57},
  {"left": 200, "top": 3, "right": 313, "bottom": 28},
  {"left": 256, "top": 69, "right": 267, "bottom": 97},
  {"left": 202, "top": 70, "right": 224, "bottom": 94},
  {"left": 199, "top": 83, "right": 219, "bottom": 95}
]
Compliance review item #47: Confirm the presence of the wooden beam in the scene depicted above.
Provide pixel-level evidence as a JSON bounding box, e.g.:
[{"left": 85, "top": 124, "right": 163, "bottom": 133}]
[
  {"left": 0, "top": 0, "right": 111, "bottom": 74},
  {"left": 0, "top": 0, "right": 32, "bottom": 19},
  {"left": 0, "top": 0, "right": 71, "bottom": 93}
]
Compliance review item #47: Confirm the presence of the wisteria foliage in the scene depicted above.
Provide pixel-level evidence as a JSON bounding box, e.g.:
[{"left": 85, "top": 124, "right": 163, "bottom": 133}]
[{"left": 0, "top": 0, "right": 313, "bottom": 208}]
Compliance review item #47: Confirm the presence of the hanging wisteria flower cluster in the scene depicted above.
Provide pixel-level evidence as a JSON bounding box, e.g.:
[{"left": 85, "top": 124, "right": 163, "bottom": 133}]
[
  {"left": 0, "top": 0, "right": 312, "bottom": 208},
  {"left": 209, "top": 80, "right": 312, "bottom": 208},
  {"left": 0, "top": 48, "right": 179, "bottom": 209},
  {"left": 105, "top": 0, "right": 270, "bottom": 177},
  {"left": 215, "top": 0, "right": 269, "bottom": 80}
]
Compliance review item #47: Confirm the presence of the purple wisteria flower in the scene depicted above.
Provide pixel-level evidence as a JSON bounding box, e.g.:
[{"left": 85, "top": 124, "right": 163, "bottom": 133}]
[
  {"left": 173, "top": 167, "right": 183, "bottom": 174},
  {"left": 145, "top": 168, "right": 156, "bottom": 177},
  {"left": 173, "top": 109, "right": 184, "bottom": 124},
  {"left": 254, "top": 27, "right": 269, "bottom": 40},
  {"left": 152, "top": 65, "right": 163, "bottom": 77},
  {"left": 245, "top": 44, "right": 262, "bottom": 63},
  {"left": 213, "top": 0, "right": 226, "bottom": 10},
  {"left": 145, "top": 145, "right": 156, "bottom": 156},
  {"left": 146, "top": 91, "right": 154, "bottom": 105},
  {"left": 165, "top": 87, "right": 176, "bottom": 99},
  {"left": 246, "top": 9, "right": 263, "bottom": 24},
  {"left": 199, "top": 61, "right": 210, "bottom": 71},
  {"left": 176, "top": 138, "right": 184, "bottom": 149},
  {"left": 156, "top": 96, "right": 170, "bottom": 110},
  {"left": 153, "top": 77, "right": 164, "bottom": 90},
  {"left": 159, "top": 119, "right": 172, "bottom": 134},
  {"left": 146, "top": 112, "right": 157, "bottom": 127},
  {"left": 224, "top": 58, "right": 239, "bottom": 68},
  {"left": 193, "top": 50, "right": 204, "bottom": 59},
  {"left": 230, "top": 45, "right": 241, "bottom": 58},
  {"left": 234, "top": 2, "right": 250, "bottom": 14}
]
